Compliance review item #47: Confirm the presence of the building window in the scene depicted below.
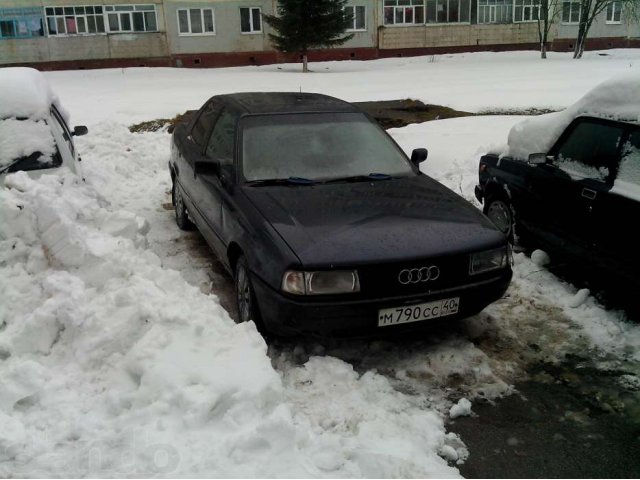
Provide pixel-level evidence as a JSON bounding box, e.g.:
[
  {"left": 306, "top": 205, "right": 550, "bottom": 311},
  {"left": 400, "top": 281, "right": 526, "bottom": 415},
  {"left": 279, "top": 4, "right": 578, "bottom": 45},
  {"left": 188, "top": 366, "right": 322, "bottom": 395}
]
[
  {"left": 477, "top": 0, "right": 513, "bottom": 23},
  {"left": 561, "top": 0, "right": 581, "bottom": 23},
  {"left": 425, "top": 0, "right": 470, "bottom": 23},
  {"left": 45, "top": 6, "right": 105, "bottom": 36},
  {"left": 240, "top": 7, "right": 261, "bottom": 33},
  {"left": 178, "top": 8, "right": 215, "bottom": 35},
  {"left": 514, "top": 0, "right": 540, "bottom": 21},
  {"left": 105, "top": 5, "right": 157, "bottom": 33},
  {"left": 383, "top": 0, "right": 425, "bottom": 25},
  {"left": 0, "top": 8, "right": 44, "bottom": 39},
  {"left": 606, "top": 1, "right": 621, "bottom": 23},
  {"left": 345, "top": 5, "right": 366, "bottom": 30}
]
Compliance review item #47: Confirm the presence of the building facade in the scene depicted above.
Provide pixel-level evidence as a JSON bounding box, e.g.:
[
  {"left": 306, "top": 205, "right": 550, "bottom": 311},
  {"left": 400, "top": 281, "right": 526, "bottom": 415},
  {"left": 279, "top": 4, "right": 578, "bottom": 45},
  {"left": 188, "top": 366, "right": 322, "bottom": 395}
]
[{"left": 0, "top": 0, "right": 638, "bottom": 69}]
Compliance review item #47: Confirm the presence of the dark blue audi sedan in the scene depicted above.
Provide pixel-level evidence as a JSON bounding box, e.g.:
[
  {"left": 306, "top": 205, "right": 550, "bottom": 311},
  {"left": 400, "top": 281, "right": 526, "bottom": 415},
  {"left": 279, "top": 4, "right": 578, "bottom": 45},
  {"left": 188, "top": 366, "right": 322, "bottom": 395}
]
[{"left": 169, "top": 92, "right": 512, "bottom": 337}]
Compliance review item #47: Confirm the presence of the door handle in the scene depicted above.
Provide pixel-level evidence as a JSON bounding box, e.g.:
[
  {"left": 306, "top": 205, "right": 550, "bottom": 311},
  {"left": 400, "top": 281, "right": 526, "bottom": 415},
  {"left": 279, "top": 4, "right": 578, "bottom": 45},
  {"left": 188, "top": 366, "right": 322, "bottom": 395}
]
[{"left": 581, "top": 188, "right": 597, "bottom": 200}]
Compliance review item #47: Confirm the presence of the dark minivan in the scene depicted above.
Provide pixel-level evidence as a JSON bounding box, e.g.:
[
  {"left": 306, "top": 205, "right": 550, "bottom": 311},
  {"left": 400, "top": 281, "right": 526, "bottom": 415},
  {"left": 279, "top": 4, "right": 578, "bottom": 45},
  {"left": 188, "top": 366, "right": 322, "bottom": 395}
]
[{"left": 169, "top": 92, "right": 512, "bottom": 336}]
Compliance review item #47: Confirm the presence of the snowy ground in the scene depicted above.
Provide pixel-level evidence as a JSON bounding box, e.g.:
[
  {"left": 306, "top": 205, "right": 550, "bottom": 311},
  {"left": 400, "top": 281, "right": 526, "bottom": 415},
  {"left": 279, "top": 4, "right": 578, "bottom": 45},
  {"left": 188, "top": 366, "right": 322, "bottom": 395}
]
[{"left": 2, "top": 50, "right": 640, "bottom": 477}]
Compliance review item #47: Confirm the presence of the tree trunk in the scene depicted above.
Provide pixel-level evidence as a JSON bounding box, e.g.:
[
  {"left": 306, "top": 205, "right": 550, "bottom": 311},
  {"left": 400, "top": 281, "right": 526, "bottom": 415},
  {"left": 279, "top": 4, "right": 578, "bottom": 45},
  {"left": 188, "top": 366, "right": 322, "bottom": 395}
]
[
  {"left": 573, "top": 8, "right": 589, "bottom": 59},
  {"left": 541, "top": 43, "right": 547, "bottom": 59},
  {"left": 302, "top": 53, "right": 308, "bottom": 73},
  {"left": 574, "top": 25, "right": 587, "bottom": 59}
]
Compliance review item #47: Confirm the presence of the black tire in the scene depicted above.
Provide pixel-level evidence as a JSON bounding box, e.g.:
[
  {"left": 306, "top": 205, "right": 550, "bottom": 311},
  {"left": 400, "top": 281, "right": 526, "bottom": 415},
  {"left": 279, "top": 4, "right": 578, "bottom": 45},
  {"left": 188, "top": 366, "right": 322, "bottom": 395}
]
[
  {"left": 234, "top": 256, "right": 262, "bottom": 326},
  {"left": 173, "top": 183, "right": 194, "bottom": 231},
  {"left": 484, "top": 196, "right": 514, "bottom": 241}
]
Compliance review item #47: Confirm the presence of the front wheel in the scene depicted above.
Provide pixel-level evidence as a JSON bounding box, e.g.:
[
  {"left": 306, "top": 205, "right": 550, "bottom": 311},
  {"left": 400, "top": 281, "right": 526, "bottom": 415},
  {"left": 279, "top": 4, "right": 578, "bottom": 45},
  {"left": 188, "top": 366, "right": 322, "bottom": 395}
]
[
  {"left": 173, "top": 183, "right": 194, "bottom": 231},
  {"left": 484, "top": 197, "right": 514, "bottom": 240},
  {"left": 234, "top": 256, "right": 262, "bottom": 326}
]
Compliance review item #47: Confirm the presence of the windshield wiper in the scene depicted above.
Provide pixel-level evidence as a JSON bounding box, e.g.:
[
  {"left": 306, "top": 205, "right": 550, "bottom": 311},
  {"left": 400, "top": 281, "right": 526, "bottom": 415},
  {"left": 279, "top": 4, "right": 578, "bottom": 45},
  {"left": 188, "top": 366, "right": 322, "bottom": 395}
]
[
  {"left": 321, "top": 173, "right": 393, "bottom": 184},
  {"left": 245, "top": 176, "right": 316, "bottom": 186}
]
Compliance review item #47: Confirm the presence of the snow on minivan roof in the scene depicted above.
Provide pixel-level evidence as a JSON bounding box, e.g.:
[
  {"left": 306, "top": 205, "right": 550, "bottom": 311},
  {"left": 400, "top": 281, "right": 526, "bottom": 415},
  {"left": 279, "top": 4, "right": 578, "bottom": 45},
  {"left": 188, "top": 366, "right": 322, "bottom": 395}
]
[
  {"left": 505, "top": 71, "right": 640, "bottom": 160},
  {"left": 0, "top": 67, "right": 67, "bottom": 121}
]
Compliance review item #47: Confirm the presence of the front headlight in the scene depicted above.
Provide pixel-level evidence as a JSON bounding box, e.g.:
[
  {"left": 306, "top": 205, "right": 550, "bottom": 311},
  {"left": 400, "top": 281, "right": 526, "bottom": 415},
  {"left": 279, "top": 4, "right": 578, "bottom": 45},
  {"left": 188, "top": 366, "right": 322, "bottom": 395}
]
[
  {"left": 470, "top": 246, "right": 511, "bottom": 275},
  {"left": 281, "top": 270, "right": 360, "bottom": 295}
]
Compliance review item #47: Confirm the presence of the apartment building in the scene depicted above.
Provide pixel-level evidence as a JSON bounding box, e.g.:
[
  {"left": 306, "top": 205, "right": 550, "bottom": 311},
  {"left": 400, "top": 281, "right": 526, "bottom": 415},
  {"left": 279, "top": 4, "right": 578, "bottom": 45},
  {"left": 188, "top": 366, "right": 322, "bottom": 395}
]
[{"left": 0, "top": 0, "right": 638, "bottom": 69}]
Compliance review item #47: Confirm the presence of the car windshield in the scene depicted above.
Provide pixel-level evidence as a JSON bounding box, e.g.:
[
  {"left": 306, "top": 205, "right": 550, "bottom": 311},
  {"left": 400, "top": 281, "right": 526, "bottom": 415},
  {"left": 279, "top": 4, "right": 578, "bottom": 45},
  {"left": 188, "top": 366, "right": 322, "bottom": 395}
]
[
  {"left": 0, "top": 118, "right": 59, "bottom": 173},
  {"left": 241, "top": 112, "right": 415, "bottom": 182}
]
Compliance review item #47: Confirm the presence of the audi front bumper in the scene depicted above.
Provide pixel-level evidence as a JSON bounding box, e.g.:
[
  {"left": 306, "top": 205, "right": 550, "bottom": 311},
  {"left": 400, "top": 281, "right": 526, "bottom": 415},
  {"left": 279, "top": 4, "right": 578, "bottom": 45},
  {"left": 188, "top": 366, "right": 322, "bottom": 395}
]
[{"left": 251, "top": 269, "right": 512, "bottom": 337}]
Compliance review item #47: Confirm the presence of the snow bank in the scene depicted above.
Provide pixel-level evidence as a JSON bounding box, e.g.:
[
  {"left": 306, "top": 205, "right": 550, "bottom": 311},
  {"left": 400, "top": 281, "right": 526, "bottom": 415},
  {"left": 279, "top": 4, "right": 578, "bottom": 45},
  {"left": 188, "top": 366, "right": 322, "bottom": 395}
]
[
  {"left": 0, "top": 67, "right": 66, "bottom": 121},
  {"left": 505, "top": 72, "right": 640, "bottom": 160},
  {"left": 0, "top": 170, "right": 306, "bottom": 476}
]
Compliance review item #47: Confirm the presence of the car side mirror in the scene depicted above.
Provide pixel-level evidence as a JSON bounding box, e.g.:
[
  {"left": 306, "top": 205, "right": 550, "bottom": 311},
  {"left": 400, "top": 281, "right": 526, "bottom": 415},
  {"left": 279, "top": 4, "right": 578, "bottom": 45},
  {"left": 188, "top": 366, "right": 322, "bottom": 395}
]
[
  {"left": 194, "top": 160, "right": 220, "bottom": 177},
  {"left": 528, "top": 153, "right": 551, "bottom": 165},
  {"left": 411, "top": 148, "right": 428, "bottom": 166},
  {"left": 73, "top": 126, "right": 88, "bottom": 137}
]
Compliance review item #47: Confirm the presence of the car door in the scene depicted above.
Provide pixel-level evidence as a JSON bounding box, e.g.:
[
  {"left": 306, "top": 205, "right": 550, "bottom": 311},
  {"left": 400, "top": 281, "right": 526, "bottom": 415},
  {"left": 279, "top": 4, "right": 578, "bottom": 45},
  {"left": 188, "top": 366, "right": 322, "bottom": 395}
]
[
  {"left": 524, "top": 118, "right": 624, "bottom": 252},
  {"left": 192, "top": 107, "right": 240, "bottom": 256},
  {"left": 177, "top": 100, "right": 222, "bottom": 228},
  {"left": 592, "top": 126, "right": 640, "bottom": 282}
]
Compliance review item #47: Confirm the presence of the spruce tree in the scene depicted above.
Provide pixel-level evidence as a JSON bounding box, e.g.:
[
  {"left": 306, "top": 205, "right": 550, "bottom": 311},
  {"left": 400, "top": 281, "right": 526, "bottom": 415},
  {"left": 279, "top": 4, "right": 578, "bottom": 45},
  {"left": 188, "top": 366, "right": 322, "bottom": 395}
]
[{"left": 264, "top": 0, "right": 354, "bottom": 72}]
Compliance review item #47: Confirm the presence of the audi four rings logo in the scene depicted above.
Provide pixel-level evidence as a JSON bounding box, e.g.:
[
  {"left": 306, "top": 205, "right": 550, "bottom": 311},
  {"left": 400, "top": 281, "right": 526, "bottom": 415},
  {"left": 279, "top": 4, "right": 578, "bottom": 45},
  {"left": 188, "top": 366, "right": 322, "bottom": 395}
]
[{"left": 398, "top": 266, "right": 440, "bottom": 284}]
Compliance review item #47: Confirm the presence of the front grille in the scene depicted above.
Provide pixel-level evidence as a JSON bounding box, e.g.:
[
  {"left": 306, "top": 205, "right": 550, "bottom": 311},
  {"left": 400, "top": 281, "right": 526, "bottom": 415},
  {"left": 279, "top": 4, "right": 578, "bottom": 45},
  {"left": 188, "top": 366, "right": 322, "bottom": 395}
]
[{"left": 357, "top": 254, "right": 471, "bottom": 299}]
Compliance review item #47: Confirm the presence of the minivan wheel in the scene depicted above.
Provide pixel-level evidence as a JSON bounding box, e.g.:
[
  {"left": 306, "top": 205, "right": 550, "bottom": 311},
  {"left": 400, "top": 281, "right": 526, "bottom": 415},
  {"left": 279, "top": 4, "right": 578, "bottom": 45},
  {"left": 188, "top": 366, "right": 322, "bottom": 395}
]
[
  {"left": 485, "top": 197, "right": 514, "bottom": 240},
  {"left": 235, "top": 256, "right": 260, "bottom": 325},
  {"left": 173, "top": 183, "right": 194, "bottom": 230}
]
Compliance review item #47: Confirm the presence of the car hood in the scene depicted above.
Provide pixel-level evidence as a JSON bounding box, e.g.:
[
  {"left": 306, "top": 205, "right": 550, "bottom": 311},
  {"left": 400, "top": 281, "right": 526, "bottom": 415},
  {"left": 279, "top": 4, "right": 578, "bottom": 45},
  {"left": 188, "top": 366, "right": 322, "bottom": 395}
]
[{"left": 242, "top": 176, "right": 506, "bottom": 267}]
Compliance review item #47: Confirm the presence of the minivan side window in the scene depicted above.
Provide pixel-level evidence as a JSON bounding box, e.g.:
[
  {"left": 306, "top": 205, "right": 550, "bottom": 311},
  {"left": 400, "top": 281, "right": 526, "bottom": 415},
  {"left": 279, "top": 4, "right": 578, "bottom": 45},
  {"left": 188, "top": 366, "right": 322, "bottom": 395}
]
[{"left": 555, "top": 120, "right": 624, "bottom": 182}]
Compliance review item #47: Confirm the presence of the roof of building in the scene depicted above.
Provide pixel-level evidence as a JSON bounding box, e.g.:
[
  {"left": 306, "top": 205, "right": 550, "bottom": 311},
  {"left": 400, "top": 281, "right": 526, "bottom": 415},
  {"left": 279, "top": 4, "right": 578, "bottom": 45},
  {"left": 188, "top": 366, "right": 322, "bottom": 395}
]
[{"left": 215, "top": 92, "right": 360, "bottom": 115}]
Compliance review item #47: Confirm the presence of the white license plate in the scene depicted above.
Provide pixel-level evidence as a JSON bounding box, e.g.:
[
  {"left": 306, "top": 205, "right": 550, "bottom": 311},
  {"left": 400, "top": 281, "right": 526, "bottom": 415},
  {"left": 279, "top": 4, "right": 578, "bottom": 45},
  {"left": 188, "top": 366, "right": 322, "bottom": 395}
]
[{"left": 378, "top": 297, "right": 460, "bottom": 327}]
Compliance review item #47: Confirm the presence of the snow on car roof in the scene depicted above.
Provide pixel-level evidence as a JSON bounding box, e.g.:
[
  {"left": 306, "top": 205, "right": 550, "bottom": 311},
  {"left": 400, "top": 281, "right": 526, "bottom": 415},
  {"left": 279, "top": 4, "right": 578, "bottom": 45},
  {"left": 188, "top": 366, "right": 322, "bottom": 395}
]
[
  {"left": 505, "top": 71, "right": 640, "bottom": 160},
  {"left": 0, "top": 67, "right": 66, "bottom": 121}
]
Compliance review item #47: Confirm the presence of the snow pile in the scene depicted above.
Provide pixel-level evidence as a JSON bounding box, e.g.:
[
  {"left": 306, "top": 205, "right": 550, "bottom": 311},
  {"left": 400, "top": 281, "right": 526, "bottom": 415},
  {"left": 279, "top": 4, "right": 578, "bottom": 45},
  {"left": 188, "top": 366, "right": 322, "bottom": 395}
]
[
  {"left": 0, "top": 119, "right": 56, "bottom": 169},
  {"left": 505, "top": 71, "right": 640, "bottom": 160},
  {"left": 281, "top": 356, "right": 466, "bottom": 476},
  {"left": 449, "top": 398, "right": 472, "bottom": 419},
  {"left": 0, "top": 170, "right": 303, "bottom": 476},
  {"left": 0, "top": 67, "right": 65, "bottom": 121}
]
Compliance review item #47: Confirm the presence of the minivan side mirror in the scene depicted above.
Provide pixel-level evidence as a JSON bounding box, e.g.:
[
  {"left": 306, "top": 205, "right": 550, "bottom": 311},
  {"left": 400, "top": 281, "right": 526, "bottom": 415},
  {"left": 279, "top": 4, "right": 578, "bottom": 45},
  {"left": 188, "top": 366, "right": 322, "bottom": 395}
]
[
  {"left": 411, "top": 148, "right": 428, "bottom": 166},
  {"left": 528, "top": 153, "right": 550, "bottom": 165},
  {"left": 73, "top": 126, "right": 88, "bottom": 137}
]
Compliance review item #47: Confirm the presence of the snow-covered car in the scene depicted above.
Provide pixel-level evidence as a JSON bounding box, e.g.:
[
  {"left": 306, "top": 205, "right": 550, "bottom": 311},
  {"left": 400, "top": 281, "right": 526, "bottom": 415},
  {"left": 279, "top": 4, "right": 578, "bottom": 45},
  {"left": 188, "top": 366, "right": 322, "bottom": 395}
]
[
  {"left": 0, "top": 67, "right": 87, "bottom": 182},
  {"left": 475, "top": 72, "right": 640, "bottom": 288}
]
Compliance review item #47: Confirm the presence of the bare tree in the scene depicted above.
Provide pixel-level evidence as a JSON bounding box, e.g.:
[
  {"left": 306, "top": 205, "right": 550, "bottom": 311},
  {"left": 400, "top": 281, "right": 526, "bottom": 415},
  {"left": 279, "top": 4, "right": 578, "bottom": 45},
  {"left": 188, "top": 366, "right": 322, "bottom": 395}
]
[
  {"left": 572, "top": 0, "right": 639, "bottom": 58},
  {"left": 537, "top": 0, "right": 561, "bottom": 58}
]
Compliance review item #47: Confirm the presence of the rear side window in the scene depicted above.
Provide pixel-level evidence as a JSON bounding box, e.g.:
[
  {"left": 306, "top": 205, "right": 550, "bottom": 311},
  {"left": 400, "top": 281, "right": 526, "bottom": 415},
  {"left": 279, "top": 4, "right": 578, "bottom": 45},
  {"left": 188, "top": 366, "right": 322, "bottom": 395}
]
[
  {"left": 205, "top": 110, "right": 237, "bottom": 166},
  {"left": 191, "top": 101, "right": 220, "bottom": 147},
  {"left": 555, "top": 120, "right": 624, "bottom": 182}
]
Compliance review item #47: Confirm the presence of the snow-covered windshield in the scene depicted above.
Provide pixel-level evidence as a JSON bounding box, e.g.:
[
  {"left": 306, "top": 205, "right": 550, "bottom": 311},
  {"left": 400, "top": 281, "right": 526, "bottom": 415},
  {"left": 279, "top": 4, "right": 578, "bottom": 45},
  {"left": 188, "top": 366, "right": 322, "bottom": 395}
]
[
  {"left": 0, "top": 118, "right": 58, "bottom": 172},
  {"left": 241, "top": 112, "right": 415, "bottom": 182}
]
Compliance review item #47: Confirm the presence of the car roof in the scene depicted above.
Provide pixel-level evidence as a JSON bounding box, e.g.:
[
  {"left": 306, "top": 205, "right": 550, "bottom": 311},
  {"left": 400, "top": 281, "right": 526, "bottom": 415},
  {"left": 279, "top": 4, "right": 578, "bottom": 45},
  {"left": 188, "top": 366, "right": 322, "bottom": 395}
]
[
  {"left": 214, "top": 92, "right": 361, "bottom": 115},
  {"left": 0, "top": 67, "right": 60, "bottom": 121}
]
